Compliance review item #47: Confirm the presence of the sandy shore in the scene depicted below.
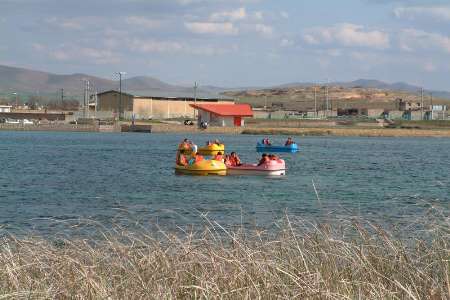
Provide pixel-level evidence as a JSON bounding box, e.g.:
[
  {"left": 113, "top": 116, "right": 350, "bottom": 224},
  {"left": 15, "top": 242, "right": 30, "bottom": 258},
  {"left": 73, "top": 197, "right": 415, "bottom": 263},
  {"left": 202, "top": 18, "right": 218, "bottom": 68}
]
[{"left": 241, "top": 127, "right": 450, "bottom": 137}]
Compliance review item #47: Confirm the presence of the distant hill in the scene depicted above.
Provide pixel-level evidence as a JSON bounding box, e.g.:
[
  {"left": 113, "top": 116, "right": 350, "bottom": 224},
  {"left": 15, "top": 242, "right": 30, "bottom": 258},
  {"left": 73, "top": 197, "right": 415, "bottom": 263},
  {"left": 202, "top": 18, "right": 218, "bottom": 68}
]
[
  {"left": 0, "top": 65, "right": 223, "bottom": 102},
  {"left": 0, "top": 64, "right": 449, "bottom": 104},
  {"left": 275, "top": 79, "right": 450, "bottom": 100}
]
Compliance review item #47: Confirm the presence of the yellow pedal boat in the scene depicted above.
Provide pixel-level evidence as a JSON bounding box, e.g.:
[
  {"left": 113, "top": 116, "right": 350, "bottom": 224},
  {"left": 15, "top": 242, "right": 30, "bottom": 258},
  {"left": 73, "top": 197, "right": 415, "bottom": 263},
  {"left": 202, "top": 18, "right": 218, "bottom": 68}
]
[
  {"left": 174, "top": 159, "right": 227, "bottom": 176},
  {"left": 197, "top": 144, "right": 225, "bottom": 156}
]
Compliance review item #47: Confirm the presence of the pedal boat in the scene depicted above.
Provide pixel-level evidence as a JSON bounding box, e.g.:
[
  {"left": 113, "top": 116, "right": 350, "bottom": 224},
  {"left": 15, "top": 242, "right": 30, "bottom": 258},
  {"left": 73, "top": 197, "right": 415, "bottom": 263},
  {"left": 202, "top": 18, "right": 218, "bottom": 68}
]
[
  {"left": 227, "top": 159, "right": 286, "bottom": 176},
  {"left": 256, "top": 142, "right": 299, "bottom": 153},
  {"left": 175, "top": 159, "right": 227, "bottom": 176},
  {"left": 197, "top": 143, "right": 225, "bottom": 156}
]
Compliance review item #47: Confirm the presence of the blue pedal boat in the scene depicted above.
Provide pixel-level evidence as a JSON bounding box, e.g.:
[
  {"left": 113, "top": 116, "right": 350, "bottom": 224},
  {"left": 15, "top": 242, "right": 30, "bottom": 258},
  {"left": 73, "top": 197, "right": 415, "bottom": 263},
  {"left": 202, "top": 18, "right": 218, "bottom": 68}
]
[{"left": 256, "top": 142, "right": 299, "bottom": 153}]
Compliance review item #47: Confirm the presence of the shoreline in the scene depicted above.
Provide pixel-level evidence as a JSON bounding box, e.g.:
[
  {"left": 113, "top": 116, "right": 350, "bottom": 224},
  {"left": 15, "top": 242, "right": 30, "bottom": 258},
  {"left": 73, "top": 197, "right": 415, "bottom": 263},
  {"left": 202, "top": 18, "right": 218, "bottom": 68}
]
[{"left": 2, "top": 123, "right": 450, "bottom": 137}]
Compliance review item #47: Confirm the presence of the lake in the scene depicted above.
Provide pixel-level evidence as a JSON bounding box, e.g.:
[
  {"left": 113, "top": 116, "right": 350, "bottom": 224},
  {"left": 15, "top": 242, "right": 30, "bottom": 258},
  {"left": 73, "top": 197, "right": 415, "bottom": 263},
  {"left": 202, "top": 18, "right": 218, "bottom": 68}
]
[{"left": 0, "top": 131, "right": 449, "bottom": 236}]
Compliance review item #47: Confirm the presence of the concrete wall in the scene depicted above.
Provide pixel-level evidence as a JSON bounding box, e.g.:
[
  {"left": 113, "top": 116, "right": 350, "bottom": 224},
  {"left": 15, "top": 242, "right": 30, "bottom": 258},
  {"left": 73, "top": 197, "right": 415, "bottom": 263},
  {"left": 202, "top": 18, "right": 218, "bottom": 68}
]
[
  {"left": 366, "top": 109, "right": 385, "bottom": 118},
  {"left": 133, "top": 98, "right": 234, "bottom": 119},
  {"left": 97, "top": 92, "right": 133, "bottom": 112}
]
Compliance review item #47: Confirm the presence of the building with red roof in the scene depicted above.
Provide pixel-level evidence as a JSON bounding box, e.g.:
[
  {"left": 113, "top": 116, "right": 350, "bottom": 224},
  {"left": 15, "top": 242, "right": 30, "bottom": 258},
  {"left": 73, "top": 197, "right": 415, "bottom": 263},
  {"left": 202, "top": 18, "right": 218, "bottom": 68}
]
[{"left": 190, "top": 103, "right": 253, "bottom": 127}]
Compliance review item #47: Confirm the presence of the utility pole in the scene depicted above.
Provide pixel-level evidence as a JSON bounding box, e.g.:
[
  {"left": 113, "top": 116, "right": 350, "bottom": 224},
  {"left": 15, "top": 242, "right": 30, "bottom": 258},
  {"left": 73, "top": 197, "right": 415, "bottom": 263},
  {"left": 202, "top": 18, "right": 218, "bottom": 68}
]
[
  {"left": 430, "top": 92, "right": 433, "bottom": 120},
  {"left": 314, "top": 86, "right": 317, "bottom": 118},
  {"left": 116, "top": 72, "right": 126, "bottom": 119},
  {"left": 325, "top": 79, "right": 329, "bottom": 118},
  {"left": 420, "top": 87, "right": 424, "bottom": 120},
  {"left": 61, "top": 88, "right": 64, "bottom": 107},
  {"left": 82, "top": 79, "right": 90, "bottom": 118},
  {"left": 193, "top": 81, "right": 198, "bottom": 119}
]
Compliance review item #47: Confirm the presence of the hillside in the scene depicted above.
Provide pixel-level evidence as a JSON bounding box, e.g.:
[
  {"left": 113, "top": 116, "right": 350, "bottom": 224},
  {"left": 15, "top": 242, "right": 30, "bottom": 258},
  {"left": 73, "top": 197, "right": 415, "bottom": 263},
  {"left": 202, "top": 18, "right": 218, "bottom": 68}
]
[
  {"left": 1, "top": 64, "right": 449, "bottom": 109},
  {"left": 0, "top": 65, "right": 220, "bottom": 103},
  {"left": 224, "top": 85, "right": 450, "bottom": 111}
]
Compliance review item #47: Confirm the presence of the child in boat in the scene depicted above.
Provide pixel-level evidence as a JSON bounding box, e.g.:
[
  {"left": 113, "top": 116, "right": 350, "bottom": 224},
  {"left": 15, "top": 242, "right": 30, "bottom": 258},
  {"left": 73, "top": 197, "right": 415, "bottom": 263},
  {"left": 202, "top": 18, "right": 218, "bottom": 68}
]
[
  {"left": 194, "top": 152, "right": 204, "bottom": 163},
  {"left": 179, "top": 153, "right": 188, "bottom": 166},
  {"left": 214, "top": 152, "right": 224, "bottom": 162},
  {"left": 206, "top": 140, "right": 212, "bottom": 146},
  {"left": 262, "top": 138, "right": 272, "bottom": 145},
  {"left": 189, "top": 140, "right": 198, "bottom": 154},
  {"left": 229, "top": 152, "right": 242, "bottom": 166},
  {"left": 179, "top": 138, "right": 190, "bottom": 151},
  {"left": 257, "top": 153, "right": 270, "bottom": 166},
  {"left": 285, "top": 137, "right": 295, "bottom": 146}
]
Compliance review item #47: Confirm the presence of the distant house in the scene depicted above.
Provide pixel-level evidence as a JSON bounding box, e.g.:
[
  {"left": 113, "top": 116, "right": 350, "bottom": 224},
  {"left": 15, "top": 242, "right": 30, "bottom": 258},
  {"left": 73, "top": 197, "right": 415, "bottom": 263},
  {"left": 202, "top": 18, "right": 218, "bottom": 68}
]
[
  {"left": 0, "top": 105, "right": 12, "bottom": 113},
  {"left": 190, "top": 103, "right": 253, "bottom": 127}
]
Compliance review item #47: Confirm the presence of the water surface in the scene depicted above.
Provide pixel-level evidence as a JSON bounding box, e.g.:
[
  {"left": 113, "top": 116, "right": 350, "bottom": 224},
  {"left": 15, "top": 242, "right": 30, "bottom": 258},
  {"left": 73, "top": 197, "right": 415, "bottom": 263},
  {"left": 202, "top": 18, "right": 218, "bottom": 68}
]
[{"left": 0, "top": 131, "right": 448, "bottom": 236}]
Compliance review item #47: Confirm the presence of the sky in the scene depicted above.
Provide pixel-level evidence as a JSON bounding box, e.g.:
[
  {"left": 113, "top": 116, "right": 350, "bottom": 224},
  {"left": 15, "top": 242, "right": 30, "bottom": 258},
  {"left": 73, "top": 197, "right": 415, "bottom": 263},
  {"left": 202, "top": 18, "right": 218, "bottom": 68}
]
[{"left": 1, "top": 0, "right": 450, "bottom": 90}]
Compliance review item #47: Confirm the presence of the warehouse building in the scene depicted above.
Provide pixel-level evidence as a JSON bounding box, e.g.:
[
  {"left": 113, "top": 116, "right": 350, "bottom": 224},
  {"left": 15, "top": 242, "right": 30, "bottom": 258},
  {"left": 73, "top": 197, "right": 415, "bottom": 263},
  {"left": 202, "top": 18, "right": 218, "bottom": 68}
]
[{"left": 96, "top": 90, "right": 234, "bottom": 119}]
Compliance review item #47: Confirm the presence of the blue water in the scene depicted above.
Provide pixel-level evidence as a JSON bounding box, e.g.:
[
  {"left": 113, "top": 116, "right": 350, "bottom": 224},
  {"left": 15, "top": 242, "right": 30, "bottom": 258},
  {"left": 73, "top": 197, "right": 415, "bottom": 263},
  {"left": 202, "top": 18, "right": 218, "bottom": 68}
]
[{"left": 0, "top": 131, "right": 449, "bottom": 236}]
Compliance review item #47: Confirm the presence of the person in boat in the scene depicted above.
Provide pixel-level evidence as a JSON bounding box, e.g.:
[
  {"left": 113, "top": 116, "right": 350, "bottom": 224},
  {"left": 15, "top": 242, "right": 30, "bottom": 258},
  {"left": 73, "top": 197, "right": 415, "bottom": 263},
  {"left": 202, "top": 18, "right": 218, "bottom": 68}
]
[
  {"left": 214, "top": 151, "right": 224, "bottom": 162},
  {"left": 194, "top": 152, "right": 204, "bottom": 163},
  {"left": 179, "top": 138, "right": 190, "bottom": 151},
  {"left": 224, "top": 154, "right": 231, "bottom": 165},
  {"left": 269, "top": 154, "right": 279, "bottom": 161},
  {"left": 257, "top": 153, "right": 270, "bottom": 166},
  {"left": 285, "top": 137, "right": 295, "bottom": 146},
  {"left": 229, "top": 152, "right": 242, "bottom": 166},
  {"left": 206, "top": 140, "right": 213, "bottom": 146},
  {"left": 261, "top": 138, "right": 272, "bottom": 145},
  {"left": 189, "top": 140, "right": 198, "bottom": 154},
  {"left": 214, "top": 139, "right": 221, "bottom": 145}
]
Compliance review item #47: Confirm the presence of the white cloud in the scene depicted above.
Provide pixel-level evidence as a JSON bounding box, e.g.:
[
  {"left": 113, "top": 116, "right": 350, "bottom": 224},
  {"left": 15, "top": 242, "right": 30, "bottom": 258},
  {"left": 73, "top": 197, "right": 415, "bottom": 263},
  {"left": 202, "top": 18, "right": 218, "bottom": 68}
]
[
  {"left": 253, "top": 23, "right": 273, "bottom": 37},
  {"left": 124, "top": 16, "right": 162, "bottom": 29},
  {"left": 254, "top": 11, "right": 264, "bottom": 20},
  {"left": 129, "top": 38, "right": 237, "bottom": 56},
  {"left": 130, "top": 39, "right": 184, "bottom": 53},
  {"left": 394, "top": 6, "right": 450, "bottom": 22},
  {"left": 184, "top": 22, "right": 238, "bottom": 35},
  {"left": 42, "top": 45, "right": 121, "bottom": 64},
  {"left": 399, "top": 28, "right": 450, "bottom": 53},
  {"left": 280, "top": 38, "right": 293, "bottom": 47},
  {"left": 303, "top": 23, "right": 390, "bottom": 49},
  {"left": 210, "top": 7, "right": 246, "bottom": 21},
  {"left": 45, "top": 17, "right": 85, "bottom": 30}
]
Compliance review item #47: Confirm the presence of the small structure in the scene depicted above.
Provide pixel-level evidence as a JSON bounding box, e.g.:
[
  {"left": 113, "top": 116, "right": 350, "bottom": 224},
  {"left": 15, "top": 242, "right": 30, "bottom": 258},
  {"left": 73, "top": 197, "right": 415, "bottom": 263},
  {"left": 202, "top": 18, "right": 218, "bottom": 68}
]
[
  {"left": 190, "top": 103, "right": 253, "bottom": 127},
  {"left": 0, "top": 105, "right": 12, "bottom": 113}
]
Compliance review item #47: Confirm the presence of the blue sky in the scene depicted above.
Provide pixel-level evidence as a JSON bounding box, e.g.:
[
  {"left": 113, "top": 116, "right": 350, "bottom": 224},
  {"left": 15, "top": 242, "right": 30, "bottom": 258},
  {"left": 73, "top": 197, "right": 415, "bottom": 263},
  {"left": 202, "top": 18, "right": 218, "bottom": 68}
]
[{"left": 1, "top": 0, "right": 450, "bottom": 89}]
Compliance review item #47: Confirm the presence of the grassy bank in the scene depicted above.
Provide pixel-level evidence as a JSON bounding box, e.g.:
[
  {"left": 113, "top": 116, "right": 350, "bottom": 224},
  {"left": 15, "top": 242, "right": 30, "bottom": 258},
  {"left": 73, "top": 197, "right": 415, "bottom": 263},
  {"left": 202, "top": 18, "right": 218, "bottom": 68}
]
[
  {"left": 0, "top": 217, "right": 448, "bottom": 299},
  {"left": 242, "top": 127, "right": 450, "bottom": 137}
]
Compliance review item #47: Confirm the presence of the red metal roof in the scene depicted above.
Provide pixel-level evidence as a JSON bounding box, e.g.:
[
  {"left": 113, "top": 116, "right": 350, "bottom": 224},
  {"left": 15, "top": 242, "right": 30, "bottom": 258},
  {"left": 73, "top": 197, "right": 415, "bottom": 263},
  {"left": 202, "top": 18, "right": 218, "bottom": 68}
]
[{"left": 190, "top": 104, "right": 253, "bottom": 117}]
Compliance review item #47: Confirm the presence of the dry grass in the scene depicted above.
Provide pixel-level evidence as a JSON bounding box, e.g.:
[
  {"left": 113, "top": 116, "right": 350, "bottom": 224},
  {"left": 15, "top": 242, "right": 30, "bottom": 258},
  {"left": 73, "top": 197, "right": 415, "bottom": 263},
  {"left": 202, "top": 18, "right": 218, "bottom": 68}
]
[{"left": 0, "top": 214, "right": 448, "bottom": 299}]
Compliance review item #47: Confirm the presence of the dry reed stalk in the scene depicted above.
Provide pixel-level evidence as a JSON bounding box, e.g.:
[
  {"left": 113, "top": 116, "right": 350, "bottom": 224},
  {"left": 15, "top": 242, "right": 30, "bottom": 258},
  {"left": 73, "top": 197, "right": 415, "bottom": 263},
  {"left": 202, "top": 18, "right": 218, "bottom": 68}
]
[{"left": 0, "top": 215, "right": 448, "bottom": 299}]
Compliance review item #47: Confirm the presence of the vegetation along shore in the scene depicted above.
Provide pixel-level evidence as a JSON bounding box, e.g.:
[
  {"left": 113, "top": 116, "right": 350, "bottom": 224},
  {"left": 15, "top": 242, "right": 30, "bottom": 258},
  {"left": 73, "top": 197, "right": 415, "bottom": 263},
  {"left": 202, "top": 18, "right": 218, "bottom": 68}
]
[{"left": 0, "top": 215, "right": 448, "bottom": 299}]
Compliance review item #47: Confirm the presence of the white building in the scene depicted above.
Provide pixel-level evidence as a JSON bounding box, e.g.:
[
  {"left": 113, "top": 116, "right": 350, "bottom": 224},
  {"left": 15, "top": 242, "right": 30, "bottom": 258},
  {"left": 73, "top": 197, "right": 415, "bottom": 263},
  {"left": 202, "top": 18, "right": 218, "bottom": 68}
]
[{"left": 0, "top": 105, "right": 12, "bottom": 113}]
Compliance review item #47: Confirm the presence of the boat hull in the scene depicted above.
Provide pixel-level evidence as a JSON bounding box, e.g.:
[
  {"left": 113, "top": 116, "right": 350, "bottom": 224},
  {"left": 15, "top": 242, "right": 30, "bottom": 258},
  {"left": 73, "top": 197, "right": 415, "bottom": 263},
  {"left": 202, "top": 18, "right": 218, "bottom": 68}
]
[
  {"left": 174, "top": 160, "right": 227, "bottom": 176},
  {"left": 197, "top": 144, "right": 225, "bottom": 156},
  {"left": 226, "top": 160, "right": 286, "bottom": 176},
  {"left": 256, "top": 142, "right": 299, "bottom": 153}
]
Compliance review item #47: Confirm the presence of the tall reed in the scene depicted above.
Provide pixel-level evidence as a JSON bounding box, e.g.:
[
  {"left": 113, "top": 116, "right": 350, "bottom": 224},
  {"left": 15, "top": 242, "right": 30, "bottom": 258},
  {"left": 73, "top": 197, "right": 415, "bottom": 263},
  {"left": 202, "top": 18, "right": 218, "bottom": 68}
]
[{"left": 0, "top": 213, "right": 448, "bottom": 299}]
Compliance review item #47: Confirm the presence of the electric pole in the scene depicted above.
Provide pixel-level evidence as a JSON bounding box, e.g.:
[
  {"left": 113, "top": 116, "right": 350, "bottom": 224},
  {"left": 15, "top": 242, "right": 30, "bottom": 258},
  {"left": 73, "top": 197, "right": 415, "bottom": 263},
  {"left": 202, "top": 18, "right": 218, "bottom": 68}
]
[
  {"left": 325, "top": 79, "right": 329, "bottom": 118},
  {"left": 420, "top": 87, "right": 424, "bottom": 120},
  {"left": 61, "top": 88, "right": 64, "bottom": 107},
  {"left": 430, "top": 92, "right": 433, "bottom": 120},
  {"left": 193, "top": 81, "right": 198, "bottom": 119},
  {"left": 314, "top": 86, "right": 317, "bottom": 118},
  {"left": 116, "top": 72, "right": 126, "bottom": 119}
]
